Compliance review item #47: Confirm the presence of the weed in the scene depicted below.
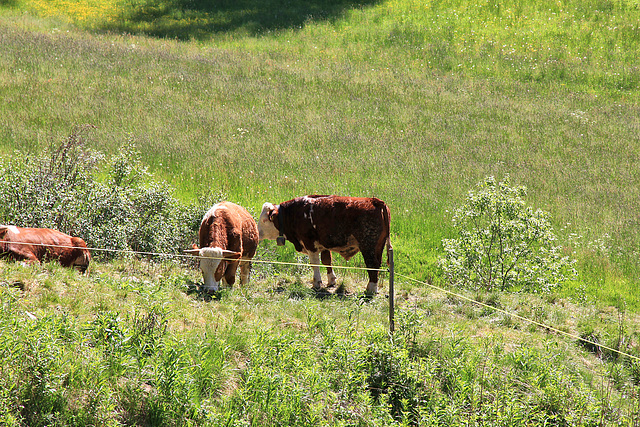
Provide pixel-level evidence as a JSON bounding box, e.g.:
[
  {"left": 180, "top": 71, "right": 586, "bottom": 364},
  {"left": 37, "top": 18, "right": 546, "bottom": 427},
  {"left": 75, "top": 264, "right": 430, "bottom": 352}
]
[{"left": 0, "top": 131, "right": 206, "bottom": 261}]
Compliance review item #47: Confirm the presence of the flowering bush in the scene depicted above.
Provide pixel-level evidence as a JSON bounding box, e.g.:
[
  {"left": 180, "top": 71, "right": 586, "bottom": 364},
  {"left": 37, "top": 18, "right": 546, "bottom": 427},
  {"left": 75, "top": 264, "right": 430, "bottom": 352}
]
[
  {"left": 440, "top": 176, "right": 576, "bottom": 293},
  {"left": 0, "top": 127, "right": 211, "bottom": 260}
]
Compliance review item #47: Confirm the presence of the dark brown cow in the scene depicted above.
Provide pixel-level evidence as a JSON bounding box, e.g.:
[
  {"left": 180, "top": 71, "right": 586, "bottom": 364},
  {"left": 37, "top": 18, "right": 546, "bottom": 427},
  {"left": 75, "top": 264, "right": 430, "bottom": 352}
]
[
  {"left": 258, "top": 195, "right": 391, "bottom": 296},
  {"left": 185, "top": 201, "right": 259, "bottom": 292},
  {"left": 0, "top": 225, "right": 91, "bottom": 272}
]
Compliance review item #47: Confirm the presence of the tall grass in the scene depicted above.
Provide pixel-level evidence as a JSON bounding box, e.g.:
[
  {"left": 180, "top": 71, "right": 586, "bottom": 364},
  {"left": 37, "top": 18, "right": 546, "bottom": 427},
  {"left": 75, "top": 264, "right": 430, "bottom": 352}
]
[
  {"left": 1, "top": 260, "right": 640, "bottom": 425},
  {"left": 2, "top": 2, "right": 640, "bottom": 425},
  {"left": 0, "top": 0, "right": 639, "bottom": 308}
]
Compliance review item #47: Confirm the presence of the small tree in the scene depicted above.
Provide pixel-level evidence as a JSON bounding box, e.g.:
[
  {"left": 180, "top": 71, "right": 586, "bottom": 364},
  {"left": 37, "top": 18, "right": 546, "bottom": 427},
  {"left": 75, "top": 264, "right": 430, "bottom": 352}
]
[{"left": 440, "top": 176, "right": 575, "bottom": 293}]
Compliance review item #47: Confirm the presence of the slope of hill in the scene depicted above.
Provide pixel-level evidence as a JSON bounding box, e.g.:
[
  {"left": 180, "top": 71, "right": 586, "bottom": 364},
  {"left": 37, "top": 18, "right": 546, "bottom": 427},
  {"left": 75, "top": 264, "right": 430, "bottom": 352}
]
[
  {"left": 2, "top": 0, "right": 639, "bottom": 306},
  {"left": 1, "top": 260, "right": 639, "bottom": 425},
  {"left": 1, "top": 2, "right": 640, "bottom": 423}
]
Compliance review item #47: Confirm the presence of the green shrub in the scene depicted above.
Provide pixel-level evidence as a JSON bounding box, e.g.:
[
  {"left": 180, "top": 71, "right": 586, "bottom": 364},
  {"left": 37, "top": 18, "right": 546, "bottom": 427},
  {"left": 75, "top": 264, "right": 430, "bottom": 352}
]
[
  {"left": 0, "top": 128, "right": 207, "bottom": 260},
  {"left": 0, "top": 125, "right": 102, "bottom": 233},
  {"left": 440, "top": 176, "right": 576, "bottom": 293}
]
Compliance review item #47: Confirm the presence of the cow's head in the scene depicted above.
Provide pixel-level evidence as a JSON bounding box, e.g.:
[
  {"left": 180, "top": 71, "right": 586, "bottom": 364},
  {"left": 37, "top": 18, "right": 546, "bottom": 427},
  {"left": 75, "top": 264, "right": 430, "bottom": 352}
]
[
  {"left": 185, "top": 247, "right": 242, "bottom": 292},
  {"left": 73, "top": 252, "right": 91, "bottom": 274},
  {"left": 258, "top": 202, "right": 280, "bottom": 241},
  {"left": 71, "top": 237, "right": 91, "bottom": 274}
]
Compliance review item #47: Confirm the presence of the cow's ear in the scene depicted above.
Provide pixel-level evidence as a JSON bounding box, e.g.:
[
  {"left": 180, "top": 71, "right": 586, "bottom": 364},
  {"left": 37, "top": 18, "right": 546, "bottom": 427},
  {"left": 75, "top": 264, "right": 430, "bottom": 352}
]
[
  {"left": 268, "top": 206, "right": 278, "bottom": 222},
  {"left": 221, "top": 250, "right": 242, "bottom": 260},
  {"left": 261, "top": 202, "right": 276, "bottom": 221}
]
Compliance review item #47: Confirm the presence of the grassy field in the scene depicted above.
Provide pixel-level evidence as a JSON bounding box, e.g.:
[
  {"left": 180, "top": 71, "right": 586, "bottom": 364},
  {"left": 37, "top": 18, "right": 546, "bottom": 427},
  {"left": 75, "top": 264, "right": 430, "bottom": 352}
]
[
  {"left": 1, "top": 260, "right": 640, "bottom": 425},
  {"left": 1, "top": 0, "right": 639, "bottom": 306},
  {"left": 1, "top": 0, "right": 640, "bottom": 424}
]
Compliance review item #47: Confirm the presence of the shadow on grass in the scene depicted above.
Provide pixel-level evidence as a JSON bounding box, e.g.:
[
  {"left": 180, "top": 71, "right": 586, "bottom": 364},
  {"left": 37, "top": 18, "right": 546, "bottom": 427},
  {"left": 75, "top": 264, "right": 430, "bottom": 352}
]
[
  {"left": 183, "top": 280, "right": 233, "bottom": 301},
  {"left": 268, "top": 277, "right": 378, "bottom": 302},
  {"left": 100, "top": 0, "right": 380, "bottom": 40},
  {"left": 182, "top": 276, "right": 376, "bottom": 302}
]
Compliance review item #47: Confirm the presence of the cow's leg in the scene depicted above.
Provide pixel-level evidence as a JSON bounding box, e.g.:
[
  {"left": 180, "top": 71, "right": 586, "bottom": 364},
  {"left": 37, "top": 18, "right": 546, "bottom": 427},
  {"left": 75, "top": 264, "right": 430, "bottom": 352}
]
[
  {"left": 239, "top": 258, "right": 252, "bottom": 285},
  {"left": 224, "top": 261, "right": 239, "bottom": 287},
  {"left": 361, "top": 249, "right": 382, "bottom": 296},
  {"left": 321, "top": 250, "right": 336, "bottom": 287},
  {"left": 8, "top": 246, "right": 40, "bottom": 264},
  {"left": 308, "top": 251, "right": 323, "bottom": 289}
]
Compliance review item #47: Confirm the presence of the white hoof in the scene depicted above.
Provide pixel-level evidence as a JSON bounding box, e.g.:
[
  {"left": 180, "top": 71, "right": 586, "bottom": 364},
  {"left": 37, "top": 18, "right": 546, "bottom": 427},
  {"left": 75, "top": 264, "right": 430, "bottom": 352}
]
[{"left": 366, "top": 282, "right": 378, "bottom": 296}]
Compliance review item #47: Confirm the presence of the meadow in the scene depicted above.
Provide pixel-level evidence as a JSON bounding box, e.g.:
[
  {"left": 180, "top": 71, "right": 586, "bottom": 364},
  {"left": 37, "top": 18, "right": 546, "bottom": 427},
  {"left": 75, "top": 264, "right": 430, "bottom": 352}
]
[
  {"left": 1, "top": 0, "right": 640, "bottom": 424},
  {"left": 2, "top": 259, "right": 640, "bottom": 426}
]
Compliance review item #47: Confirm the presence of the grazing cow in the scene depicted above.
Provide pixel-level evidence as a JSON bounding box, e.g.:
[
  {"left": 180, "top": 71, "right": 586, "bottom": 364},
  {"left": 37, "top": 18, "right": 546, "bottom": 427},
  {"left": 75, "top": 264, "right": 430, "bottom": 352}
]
[
  {"left": 185, "top": 201, "right": 259, "bottom": 293},
  {"left": 258, "top": 195, "right": 391, "bottom": 296},
  {"left": 0, "top": 225, "right": 91, "bottom": 273}
]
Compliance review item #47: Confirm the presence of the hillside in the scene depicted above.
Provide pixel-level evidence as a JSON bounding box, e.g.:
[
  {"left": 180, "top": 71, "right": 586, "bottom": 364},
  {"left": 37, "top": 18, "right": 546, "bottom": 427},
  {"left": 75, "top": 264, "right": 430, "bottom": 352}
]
[
  {"left": 1, "top": 0, "right": 639, "bottom": 307},
  {"left": 1, "top": 259, "right": 640, "bottom": 425},
  {"left": 1, "top": 0, "right": 640, "bottom": 424}
]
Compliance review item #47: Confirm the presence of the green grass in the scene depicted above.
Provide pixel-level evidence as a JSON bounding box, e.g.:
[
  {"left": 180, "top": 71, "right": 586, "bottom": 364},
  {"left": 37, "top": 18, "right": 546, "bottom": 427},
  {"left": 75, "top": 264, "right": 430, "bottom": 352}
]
[
  {"left": 1, "top": 260, "right": 640, "bottom": 425},
  {"left": 0, "top": 4, "right": 638, "bottom": 266},
  {"left": 1, "top": 1, "right": 639, "bottom": 301},
  {"left": 0, "top": 2, "right": 640, "bottom": 421}
]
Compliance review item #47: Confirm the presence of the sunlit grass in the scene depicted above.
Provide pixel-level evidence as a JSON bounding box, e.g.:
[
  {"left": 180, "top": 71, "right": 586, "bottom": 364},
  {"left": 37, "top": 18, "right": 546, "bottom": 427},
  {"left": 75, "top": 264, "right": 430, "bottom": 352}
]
[
  {"left": 1, "top": 1, "right": 640, "bottom": 424},
  {"left": 1, "top": 0, "right": 639, "bottom": 310},
  {"left": 13, "top": 0, "right": 640, "bottom": 96},
  {"left": 2, "top": 260, "right": 640, "bottom": 424},
  {"left": 20, "top": 0, "right": 123, "bottom": 24}
]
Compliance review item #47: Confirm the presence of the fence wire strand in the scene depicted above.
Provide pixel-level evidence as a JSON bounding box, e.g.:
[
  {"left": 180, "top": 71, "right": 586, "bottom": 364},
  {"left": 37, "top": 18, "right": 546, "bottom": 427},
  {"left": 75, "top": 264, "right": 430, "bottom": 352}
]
[
  {"left": 396, "top": 272, "right": 640, "bottom": 363},
  {"left": 0, "top": 239, "right": 384, "bottom": 271},
  {"left": 2, "top": 239, "right": 639, "bottom": 362}
]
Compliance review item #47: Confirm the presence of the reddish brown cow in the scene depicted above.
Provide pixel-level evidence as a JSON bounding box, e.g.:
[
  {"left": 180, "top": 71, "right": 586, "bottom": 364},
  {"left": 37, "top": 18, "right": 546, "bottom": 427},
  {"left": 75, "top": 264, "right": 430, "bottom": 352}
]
[
  {"left": 185, "top": 201, "right": 259, "bottom": 293},
  {"left": 258, "top": 195, "right": 391, "bottom": 296},
  {"left": 0, "top": 225, "right": 91, "bottom": 272}
]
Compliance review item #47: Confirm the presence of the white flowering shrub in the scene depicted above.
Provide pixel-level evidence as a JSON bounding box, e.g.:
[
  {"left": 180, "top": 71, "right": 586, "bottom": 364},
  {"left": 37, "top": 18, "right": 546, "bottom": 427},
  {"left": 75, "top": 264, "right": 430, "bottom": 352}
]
[
  {"left": 440, "top": 176, "right": 576, "bottom": 293},
  {"left": 0, "top": 127, "right": 210, "bottom": 260}
]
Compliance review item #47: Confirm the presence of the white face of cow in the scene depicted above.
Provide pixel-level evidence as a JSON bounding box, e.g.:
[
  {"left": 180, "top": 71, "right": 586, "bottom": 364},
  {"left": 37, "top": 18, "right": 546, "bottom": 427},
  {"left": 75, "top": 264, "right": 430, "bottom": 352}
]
[
  {"left": 197, "top": 247, "right": 242, "bottom": 292},
  {"left": 258, "top": 202, "right": 280, "bottom": 241},
  {"left": 199, "top": 247, "right": 225, "bottom": 292}
]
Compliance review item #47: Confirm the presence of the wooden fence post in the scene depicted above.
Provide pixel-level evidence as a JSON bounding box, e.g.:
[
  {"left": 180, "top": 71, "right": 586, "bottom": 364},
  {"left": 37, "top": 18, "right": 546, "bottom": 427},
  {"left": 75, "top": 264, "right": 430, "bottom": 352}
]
[{"left": 389, "top": 247, "right": 395, "bottom": 334}]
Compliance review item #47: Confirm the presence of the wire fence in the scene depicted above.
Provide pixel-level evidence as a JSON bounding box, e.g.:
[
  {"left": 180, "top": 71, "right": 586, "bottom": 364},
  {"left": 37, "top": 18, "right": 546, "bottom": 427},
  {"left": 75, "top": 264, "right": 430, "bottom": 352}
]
[
  {"left": 396, "top": 272, "right": 640, "bottom": 363},
  {"left": 2, "top": 238, "right": 639, "bottom": 363},
  {"left": 0, "top": 239, "right": 387, "bottom": 270}
]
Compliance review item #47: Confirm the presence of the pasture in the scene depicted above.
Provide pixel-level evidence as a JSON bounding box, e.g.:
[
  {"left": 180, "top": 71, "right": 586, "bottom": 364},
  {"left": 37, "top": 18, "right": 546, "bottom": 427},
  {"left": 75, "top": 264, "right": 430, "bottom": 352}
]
[
  {"left": 1, "top": 0, "right": 640, "bottom": 425},
  {"left": 1, "top": 0, "right": 639, "bottom": 305}
]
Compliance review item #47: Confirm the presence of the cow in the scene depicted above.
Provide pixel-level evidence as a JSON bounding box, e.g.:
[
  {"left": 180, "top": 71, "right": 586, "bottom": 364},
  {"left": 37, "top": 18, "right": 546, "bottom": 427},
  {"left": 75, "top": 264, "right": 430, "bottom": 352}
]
[
  {"left": 0, "top": 225, "right": 91, "bottom": 273},
  {"left": 184, "top": 201, "right": 259, "bottom": 293},
  {"left": 258, "top": 195, "right": 391, "bottom": 296}
]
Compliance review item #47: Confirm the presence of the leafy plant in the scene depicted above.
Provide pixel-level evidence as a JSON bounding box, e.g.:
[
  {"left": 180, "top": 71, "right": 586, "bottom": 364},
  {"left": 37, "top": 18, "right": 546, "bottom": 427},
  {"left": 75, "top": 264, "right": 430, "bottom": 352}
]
[
  {"left": 0, "top": 125, "right": 102, "bottom": 233},
  {"left": 0, "top": 129, "right": 206, "bottom": 260},
  {"left": 440, "top": 176, "right": 576, "bottom": 292}
]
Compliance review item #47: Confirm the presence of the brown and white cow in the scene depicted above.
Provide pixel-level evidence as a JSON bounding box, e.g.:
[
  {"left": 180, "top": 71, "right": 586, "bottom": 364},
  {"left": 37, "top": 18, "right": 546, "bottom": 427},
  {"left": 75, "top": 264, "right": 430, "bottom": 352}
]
[
  {"left": 258, "top": 195, "right": 391, "bottom": 296},
  {"left": 0, "top": 225, "right": 91, "bottom": 272},
  {"left": 185, "top": 201, "right": 259, "bottom": 293}
]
